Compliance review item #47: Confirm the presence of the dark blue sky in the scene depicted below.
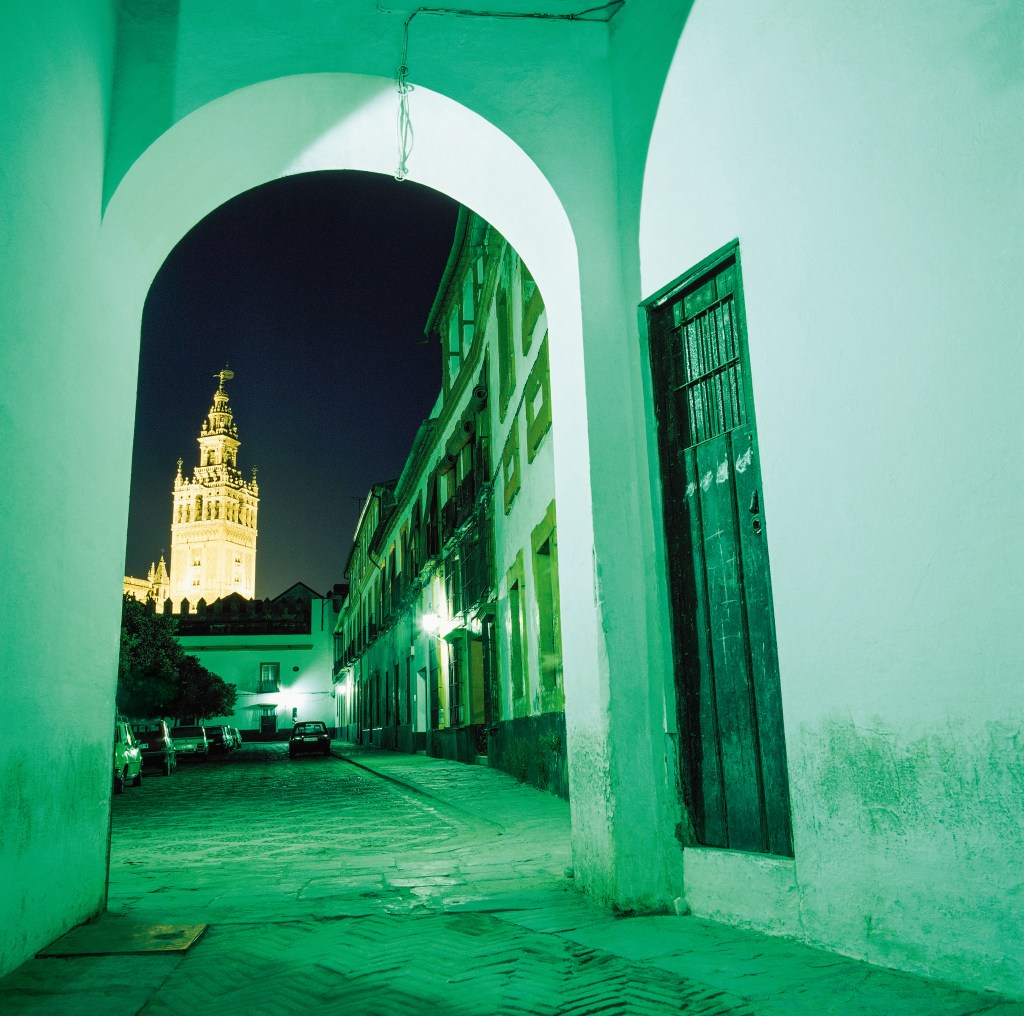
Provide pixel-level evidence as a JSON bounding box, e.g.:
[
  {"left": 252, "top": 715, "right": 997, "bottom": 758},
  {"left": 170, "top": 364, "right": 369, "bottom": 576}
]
[{"left": 125, "top": 171, "right": 459, "bottom": 597}]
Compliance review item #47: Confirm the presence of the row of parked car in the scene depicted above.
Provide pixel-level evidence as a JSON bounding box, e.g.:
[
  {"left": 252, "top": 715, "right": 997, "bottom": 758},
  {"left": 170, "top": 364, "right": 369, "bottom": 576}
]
[{"left": 113, "top": 717, "right": 243, "bottom": 794}]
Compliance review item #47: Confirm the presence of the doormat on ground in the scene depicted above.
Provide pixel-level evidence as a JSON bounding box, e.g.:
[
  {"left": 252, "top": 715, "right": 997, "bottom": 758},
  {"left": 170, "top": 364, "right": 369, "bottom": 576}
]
[{"left": 37, "top": 913, "right": 208, "bottom": 957}]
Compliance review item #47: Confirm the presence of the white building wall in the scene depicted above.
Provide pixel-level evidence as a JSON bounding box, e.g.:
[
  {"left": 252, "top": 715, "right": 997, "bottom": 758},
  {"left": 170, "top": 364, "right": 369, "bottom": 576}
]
[
  {"left": 0, "top": 0, "right": 119, "bottom": 976},
  {"left": 179, "top": 599, "right": 338, "bottom": 734},
  {"left": 491, "top": 300, "right": 556, "bottom": 722},
  {"left": 639, "top": 0, "right": 1024, "bottom": 995}
]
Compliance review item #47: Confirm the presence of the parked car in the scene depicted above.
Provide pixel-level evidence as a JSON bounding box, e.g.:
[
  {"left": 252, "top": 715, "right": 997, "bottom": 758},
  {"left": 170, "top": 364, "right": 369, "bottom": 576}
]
[
  {"left": 113, "top": 718, "right": 143, "bottom": 794},
  {"left": 170, "top": 725, "right": 209, "bottom": 761},
  {"left": 130, "top": 719, "right": 177, "bottom": 776},
  {"left": 230, "top": 727, "right": 243, "bottom": 749},
  {"left": 204, "top": 725, "right": 231, "bottom": 754},
  {"left": 288, "top": 721, "right": 331, "bottom": 757}
]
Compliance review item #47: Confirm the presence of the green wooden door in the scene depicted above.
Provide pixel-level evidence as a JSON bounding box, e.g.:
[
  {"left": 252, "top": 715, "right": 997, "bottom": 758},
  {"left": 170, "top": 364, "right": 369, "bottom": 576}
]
[{"left": 645, "top": 243, "right": 793, "bottom": 857}]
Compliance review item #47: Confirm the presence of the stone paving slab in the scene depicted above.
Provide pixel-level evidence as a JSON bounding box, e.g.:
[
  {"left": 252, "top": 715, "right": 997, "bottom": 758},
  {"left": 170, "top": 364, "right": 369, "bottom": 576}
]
[{"left": 2, "top": 742, "right": 1020, "bottom": 1015}]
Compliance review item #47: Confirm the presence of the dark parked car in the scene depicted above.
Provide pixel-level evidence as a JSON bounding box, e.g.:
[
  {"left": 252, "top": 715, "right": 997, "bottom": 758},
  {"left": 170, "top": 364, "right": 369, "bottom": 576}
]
[
  {"left": 288, "top": 721, "right": 331, "bottom": 757},
  {"left": 131, "top": 720, "right": 177, "bottom": 776},
  {"left": 170, "top": 725, "right": 209, "bottom": 761},
  {"left": 205, "top": 725, "right": 231, "bottom": 754}
]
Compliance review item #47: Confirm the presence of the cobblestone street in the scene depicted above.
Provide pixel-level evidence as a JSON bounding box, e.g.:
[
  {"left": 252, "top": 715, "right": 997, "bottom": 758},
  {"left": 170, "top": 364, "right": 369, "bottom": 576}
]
[{"left": 2, "top": 744, "right": 1020, "bottom": 1016}]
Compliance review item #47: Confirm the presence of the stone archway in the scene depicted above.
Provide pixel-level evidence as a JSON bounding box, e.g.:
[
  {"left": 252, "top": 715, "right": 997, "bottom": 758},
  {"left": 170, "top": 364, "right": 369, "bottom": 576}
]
[{"left": 100, "top": 68, "right": 680, "bottom": 916}]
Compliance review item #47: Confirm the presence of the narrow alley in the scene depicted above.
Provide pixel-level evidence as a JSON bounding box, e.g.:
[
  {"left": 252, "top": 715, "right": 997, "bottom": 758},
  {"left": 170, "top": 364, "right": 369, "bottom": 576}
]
[{"left": 2, "top": 745, "right": 1019, "bottom": 1016}]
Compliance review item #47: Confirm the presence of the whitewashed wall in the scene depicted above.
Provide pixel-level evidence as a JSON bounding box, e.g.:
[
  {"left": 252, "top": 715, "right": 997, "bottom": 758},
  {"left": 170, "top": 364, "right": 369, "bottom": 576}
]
[
  {"left": 640, "top": 0, "right": 1024, "bottom": 995},
  {"left": 0, "top": 0, "right": 120, "bottom": 975}
]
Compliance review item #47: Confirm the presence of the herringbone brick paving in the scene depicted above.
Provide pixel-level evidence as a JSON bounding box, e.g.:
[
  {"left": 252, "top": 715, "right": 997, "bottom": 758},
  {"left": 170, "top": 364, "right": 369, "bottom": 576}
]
[{"left": 1, "top": 743, "right": 1020, "bottom": 1015}]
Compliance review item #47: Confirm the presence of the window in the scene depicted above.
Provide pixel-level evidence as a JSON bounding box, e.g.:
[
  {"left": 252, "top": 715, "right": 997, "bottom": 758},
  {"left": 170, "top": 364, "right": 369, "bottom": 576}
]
[
  {"left": 259, "top": 662, "right": 280, "bottom": 693},
  {"left": 525, "top": 335, "right": 552, "bottom": 462},
  {"left": 520, "top": 260, "right": 544, "bottom": 355},
  {"left": 505, "top": 551, "right": 527, "bottom": 708},
  {"left": 444, "top": 554, "right": 460, "bottom": 617},
  {"left": 502, "top": 416, "right": 521, "bottom": 514},
  {"left": 447, "top": 637, "right": 463, "bottom": 727},
  {"left": 496, "top": 271, "right": 516, "bottom": 416},
  {"left": 428, "top": 638, "right": 440, "bottom": 730},
  {"left": 531, "top": 501, "right": 562, "bottom": 702},
  {"left": 446, "top": 309, "right": 461, "bottom": 387}
]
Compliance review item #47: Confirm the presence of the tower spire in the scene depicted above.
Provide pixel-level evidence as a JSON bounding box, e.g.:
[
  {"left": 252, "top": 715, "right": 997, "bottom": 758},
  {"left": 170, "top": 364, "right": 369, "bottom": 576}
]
[{"left": 168, "top": 368, "right": 259, "bottom": 611}]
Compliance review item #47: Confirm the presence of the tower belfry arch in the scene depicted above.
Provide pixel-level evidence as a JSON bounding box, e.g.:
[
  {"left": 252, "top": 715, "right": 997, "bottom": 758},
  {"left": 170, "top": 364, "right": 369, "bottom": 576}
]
[{"left": 170, "top": 367, "right": 259, "bottom": 609}]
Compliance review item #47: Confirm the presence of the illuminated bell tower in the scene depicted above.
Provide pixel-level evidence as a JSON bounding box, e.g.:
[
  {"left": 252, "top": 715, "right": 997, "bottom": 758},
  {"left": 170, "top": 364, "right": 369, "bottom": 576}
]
[{"left": 169, "top": 368, "right": 259, "bottom": 610}]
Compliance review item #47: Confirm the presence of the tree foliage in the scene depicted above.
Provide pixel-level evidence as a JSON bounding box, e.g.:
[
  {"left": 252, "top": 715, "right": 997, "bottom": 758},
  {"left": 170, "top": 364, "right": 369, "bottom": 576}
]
[
  {"left": 171, "top": 655, "right": 237, "bottom": 723},
  {"left": 117, "top": 595, "right": 236, "bottom": 722}
]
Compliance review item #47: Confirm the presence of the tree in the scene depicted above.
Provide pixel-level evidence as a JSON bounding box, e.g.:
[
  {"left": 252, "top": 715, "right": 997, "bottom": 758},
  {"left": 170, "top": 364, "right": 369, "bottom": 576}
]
[
  {"left": 168, "top": 655, "right": 237, "bottom": 723},
  {"left": 117, "top": 595, "right": 236, "bottom": 722},
  {"left": 117, "top": 595, "right": 183, "bottom": 718}
]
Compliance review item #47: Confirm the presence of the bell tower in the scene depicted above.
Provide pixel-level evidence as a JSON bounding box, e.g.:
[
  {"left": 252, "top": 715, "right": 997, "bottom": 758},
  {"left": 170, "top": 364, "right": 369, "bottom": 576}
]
[{"left": 169, "top": 368, "right": 259, "bottom": 610}]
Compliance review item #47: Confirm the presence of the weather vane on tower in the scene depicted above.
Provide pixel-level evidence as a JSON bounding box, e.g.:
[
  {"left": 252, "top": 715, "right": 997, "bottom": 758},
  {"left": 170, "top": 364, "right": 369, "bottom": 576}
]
[{"left": 215, "top": 365, "right": 234, "bottom": 390}]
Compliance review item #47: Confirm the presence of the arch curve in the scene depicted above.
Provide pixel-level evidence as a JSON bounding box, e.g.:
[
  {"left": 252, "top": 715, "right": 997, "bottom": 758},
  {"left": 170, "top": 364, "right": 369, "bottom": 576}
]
[{"left": 102, "top": 72, "right": 580, "bottom": 356}]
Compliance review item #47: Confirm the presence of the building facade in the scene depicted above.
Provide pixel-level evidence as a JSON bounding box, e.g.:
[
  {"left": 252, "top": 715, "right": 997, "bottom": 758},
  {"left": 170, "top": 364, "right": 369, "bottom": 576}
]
[
  {"left": 177, "top": 582, "right": 340, "bottom": 737},
  {"left": 334, "top": 211, "right": 565, "bottom": 795}
]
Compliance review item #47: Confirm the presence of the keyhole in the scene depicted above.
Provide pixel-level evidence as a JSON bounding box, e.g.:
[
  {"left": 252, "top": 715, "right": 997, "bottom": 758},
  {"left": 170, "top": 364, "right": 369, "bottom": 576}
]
[{"left": 752, "top": 516, "right": 763, "bottom": 536}]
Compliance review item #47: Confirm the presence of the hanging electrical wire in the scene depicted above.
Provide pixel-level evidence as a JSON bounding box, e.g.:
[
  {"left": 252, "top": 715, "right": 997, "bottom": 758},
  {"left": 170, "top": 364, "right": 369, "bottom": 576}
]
[
  {"left": 395, "top": 17, "right": 414, "bottom": 181},
  {"left": 390, "top": 1, "right": 626, "bottom": 180}
]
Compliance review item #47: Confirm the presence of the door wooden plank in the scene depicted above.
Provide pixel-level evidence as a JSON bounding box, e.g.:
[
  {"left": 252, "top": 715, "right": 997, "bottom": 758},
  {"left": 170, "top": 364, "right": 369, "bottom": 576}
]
[
  {"left": 695, "top": 436, "right": 765, "bottom": 853},
  {"left": 682, "top": 446, "right": 727, "bottom": 846},
  {"left": 731, "top": 426, "right": 794, "bottom": 856}
]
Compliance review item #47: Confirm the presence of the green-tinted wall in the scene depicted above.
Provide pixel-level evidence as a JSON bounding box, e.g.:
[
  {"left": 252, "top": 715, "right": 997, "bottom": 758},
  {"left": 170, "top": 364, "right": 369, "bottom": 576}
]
[
  {"left": 640, "top": 0, "right": 1023, "bottom": 995},
  {"left": 0, "top": 0, "right": 125, "bottom": 975}
]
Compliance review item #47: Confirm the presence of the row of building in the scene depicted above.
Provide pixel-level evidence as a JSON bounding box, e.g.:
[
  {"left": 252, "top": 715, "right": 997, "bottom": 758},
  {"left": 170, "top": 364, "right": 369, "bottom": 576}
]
[{"left": 331, "top": 209, "right": 566, "bottom": 794}]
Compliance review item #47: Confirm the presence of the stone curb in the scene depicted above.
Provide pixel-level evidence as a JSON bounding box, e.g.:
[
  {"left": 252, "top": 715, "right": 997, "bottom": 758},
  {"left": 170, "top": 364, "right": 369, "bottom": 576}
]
[{"left": 331, "top": 747, "right": 508, "bottom": 832}]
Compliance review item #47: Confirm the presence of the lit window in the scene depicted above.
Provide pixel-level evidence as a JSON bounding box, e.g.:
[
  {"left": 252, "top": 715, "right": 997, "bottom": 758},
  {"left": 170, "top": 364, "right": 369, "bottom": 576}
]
[
  {"left": 525, "top": 335, "right": 552, "bottom": 462},
  {"left": 531, "top": 501, "right": 562, "bottom": 702},
  {"left": 461, "top": 270, "right": 476, "bottom": 355},
  {"left": 505, "top": 551, "right": 527, "bottom": 708},
  {"left": 502, "top": 417, "right": 521, "bottom": 514},
  {"left": 496, "top": 268, "right": 516, "bottom": 416},
  {"left": 447, "top": 310, "right": 461, "bottom": 385},
  {"left": 259, "top": 662, "right": 280, "bottom": 693},
  {"left": 520, "top": 260, "right": 544, "bottom": 355}
]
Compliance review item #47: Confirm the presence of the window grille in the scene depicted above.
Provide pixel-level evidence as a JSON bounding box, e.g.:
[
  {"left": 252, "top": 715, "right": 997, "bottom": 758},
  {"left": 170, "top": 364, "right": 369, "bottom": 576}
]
[{"left": 671, "top": 264, "right": 747, "bottom": 447}]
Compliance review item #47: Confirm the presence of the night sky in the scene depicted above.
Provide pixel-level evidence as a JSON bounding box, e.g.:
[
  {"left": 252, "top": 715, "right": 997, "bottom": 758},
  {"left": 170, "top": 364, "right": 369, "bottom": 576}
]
[{"left": 125, "top": 171, "right": 460, "bottom": 598}]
